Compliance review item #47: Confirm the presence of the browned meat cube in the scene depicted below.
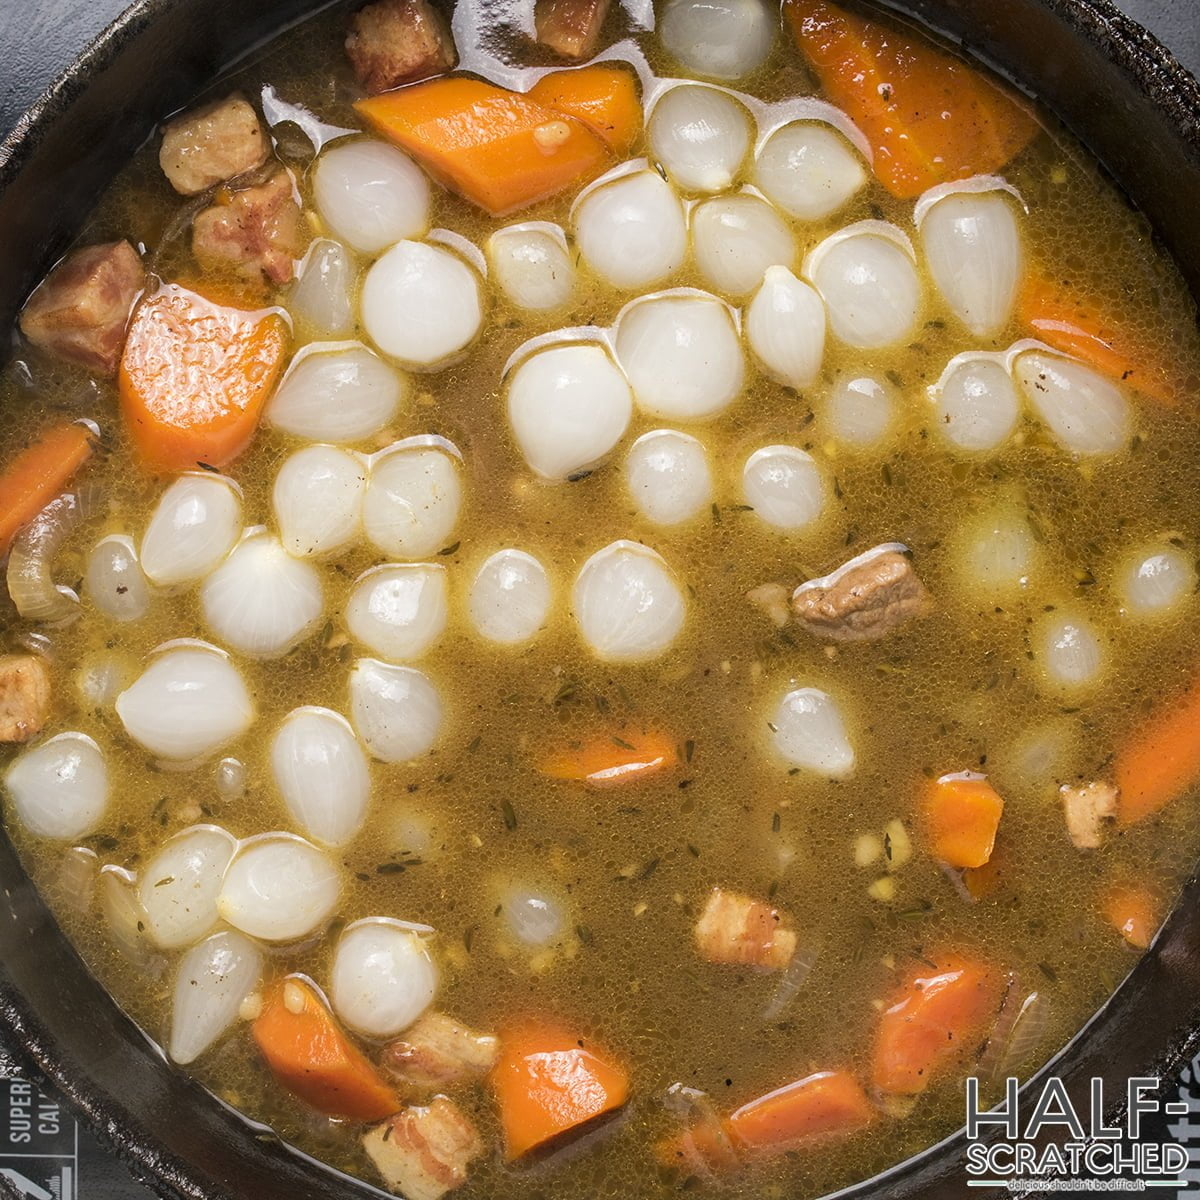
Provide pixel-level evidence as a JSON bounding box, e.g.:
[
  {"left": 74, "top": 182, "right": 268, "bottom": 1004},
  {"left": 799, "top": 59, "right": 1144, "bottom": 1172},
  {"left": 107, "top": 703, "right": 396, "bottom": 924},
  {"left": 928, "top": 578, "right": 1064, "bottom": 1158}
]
[
  {"left": 381, "top": 1012, "right": 499, "bottom": 1092},
  {"left": 1061, "top": 780, "right": 1118, "bottom": 849},
  {"left": 535, "top": 0, "right": 612, "bottom": 59},
  {"left": 346, "top": 0, "right": 457, "bottom": 96},
  {"left": 694, "top": 887, "right": 796, "bottom": 971},
  {"left": 0, "top": 655, "right": 51, "bottom": 743},
  {"left": 792, "top": 544, "right": 931, "bottom": 643},
  {"left": 362, "top": 1097, "right": 483, "bottom": 1200},
  {"left": 191, "top": 171, "right": 307, "bottom": 287},
  {"left": 158, "top": 95, "right": 270, "bottom": 196},
  {"left": 19, "top": 241, "right": 144, "bottom": 376}
]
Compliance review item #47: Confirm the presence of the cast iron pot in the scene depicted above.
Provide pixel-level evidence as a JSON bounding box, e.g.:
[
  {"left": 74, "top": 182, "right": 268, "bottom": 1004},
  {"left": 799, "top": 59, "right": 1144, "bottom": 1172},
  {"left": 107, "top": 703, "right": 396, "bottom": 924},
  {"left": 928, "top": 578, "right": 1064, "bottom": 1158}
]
[{"left": 0, "top": 1, "right": 1198, "bottom": 1197}]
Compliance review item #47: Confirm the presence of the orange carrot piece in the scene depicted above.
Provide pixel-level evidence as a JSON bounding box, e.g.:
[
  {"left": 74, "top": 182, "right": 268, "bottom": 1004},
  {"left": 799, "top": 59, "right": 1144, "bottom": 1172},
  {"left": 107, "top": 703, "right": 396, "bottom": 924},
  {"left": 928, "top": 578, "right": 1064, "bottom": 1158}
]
[
  {"left": 783, "top": 0, "right": 1038, "bottom": 199},
  {"left": 0, "top": 423, "right": 94, "bottom": 555},
  {"left": 490, "top": 1024, "right": 629, "bottom": 1159},
  {"left": 354, "top": 78, "right": 611, "bottom": 216},
  {"left": 118, "top": 284, "right": 288, "bottom": 472},
  {"left": 538, "top": 730, "right": 679, "bottom": 787},
  {"left": 527, "top": 65, "right": 641, "bottom": 156},
  {"left": 924, "top": 772, "right": 1004, "bottom": 869},
  {"left": 962, "top": 838, "right": 1007, "bottom": 901},
  {"left": 727, "top": 1070, "right": 872, "bottom": 1156},
  {"left": 252, "top": 978, "right": 399, "bottom": 1121},
  {"left": 1102, "top": 884, "right": 1158, "bottom": 950},
  {"left": 873, "top": 955, "right": 1000, "bottom": 1095}
]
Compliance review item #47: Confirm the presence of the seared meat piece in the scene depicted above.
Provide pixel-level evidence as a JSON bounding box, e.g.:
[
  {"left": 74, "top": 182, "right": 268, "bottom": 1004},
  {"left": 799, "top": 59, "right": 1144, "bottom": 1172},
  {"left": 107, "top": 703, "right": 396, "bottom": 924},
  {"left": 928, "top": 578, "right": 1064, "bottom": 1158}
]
[
  {"left": 19, "top": 241, "right": 144, "bottom": 375},
  {"left": 1061, "top": 780, "right": 1118, "bottom": 849},
  {"left": 381, "top": 1012, "right": 499, "bottom": 1092},
  {"left": 694, "top": 887, "right": 796, "bottom": 971},
  {"left": 535, "top": 0, "right": 612, "bottom": 59},
  {"left": 159, "top": 95, "right": 270, "bottom": 196},
  {"left": 792, "top": 544, "right": 931, "bottom": 643},
  {"left": 0, "top": 655, "right": 51, "bottom": 743},
  {"left": 192, "top": 171, "right": 307, "bottom": 287},
  {"left": 362, "top": 1096, "right": 483, "bottom": 1200},
  {"left": 346, "top": 0, "right": 457, "bottom": 95}
]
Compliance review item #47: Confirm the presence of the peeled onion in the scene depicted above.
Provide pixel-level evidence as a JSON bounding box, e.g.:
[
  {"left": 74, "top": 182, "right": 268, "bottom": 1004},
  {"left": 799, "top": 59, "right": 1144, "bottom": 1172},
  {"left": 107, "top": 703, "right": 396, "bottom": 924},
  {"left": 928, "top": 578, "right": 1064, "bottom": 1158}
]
[
  {"left": 625, "top": 429, "right": 713, "bottom": 525},
  {"left": 289, "top": 238, "right": 355, "bottom": 337},
  {"left": 4, "top": 732, "right": 108, "bottom": 839},
  {"left": 312, "top": 139, "right": 430, "bottom": 253},
  {"left": 331, "top": 918, "right": 438, "bottom": 1038},
  {"left": 138, "top": 825, "right": 237, "bottom": 949},
  {"left": 140, "top": 473, "right": 241, "bottom": 589},
  {"left": 805, "top": 222, "right": 921, "bottom": 348},
  {"left": 99, "top": 866, "right": 156, "bottom": 969},
  {"left": 959, "top": 508, "right": 1038, "bottom": 594},
  {"left": 507, "top": 343, "right": 633, "bottom": 480},
  {"left": 363, "top": 442, "right": 461, "bottom": 559},
  {"left": 746, "top": 266, "right": 825, "bottom": 388},
  {"left": 361, "top": 240, "right": 483, "bottom": 367},
  {"left": 7, "top": 490, "right": 91, "bottom": 623},
  {"left": 647, "top": 86, "right": 752, "bottom": 193},
  {"left": 753, "top": 122, "right": 867, "bottom": 221},
  {"left": 743, "top": 445, "right": 825, "bottom": 530},
  {"left": 487, "top": 223, "right": 574, "bottom": 312},
  {"left": 1118, "top": 545, "right": 1197, "bottom": 618},
  {"left": 346, "top": 564, "right": 449, "bottom": 661},
  {"left": 1014, "top": 351, "right": 1129, "bottom": 455},
  {"left": 659, "top": 0, "right": 775, "bottom": 80},
  {"left": 86, "top": 534, "right": 150, "bottom": 622},
  {"left": 116, "top": 642, "right": 255, "bottom": 761},
  {"left": 572, "top": 168, "right": 687, "bottom": 290},
  {"left": 825, "top": 372, "right": 896, "bottom": 447},
  {"left": 930, "top": 354, "right": 1021, "bottom": 451},
  {"left": 74, "top": 653, "right": 132, "bottom": 711},
  {"left": 691, "top": 193, "right": 796, "bottom": 298},
  {"left": 217, "top": 833, "right": 341, "bottom": 942},
  {"left": 266, "top": 342, "right": 405, "bottom": 443},
  {"left": 272, "top": 707, "right": 371, "bottom": 847},
  {"left": 349, "top": 659, "right": 443, "bottom": 762},
  {"left": 573, "top": 540, "right": 686, "bottom": 661},
  {"left": 771, "top": 687, "right": 855, "bottom": 778},
  {"left": 501, "top": 885, "right": 566, "bottom": 946},
  {"left": 273, "top": 444, "right": 367, "bottom": 558},
  {"left": 200, "top": 530, "right": 323, "bottom": 659},
  {"left": 615, "top": 292, "right": 744, "bottom": 420},
  {"left": 1036, "top": 613, "right": 1104, "bottom": 691},
  {"left": 468, "top": 549, "right": 552, "bottom": 645},
  {"left": 168, "top": 929, "right": 263, "bottom": 1065}
]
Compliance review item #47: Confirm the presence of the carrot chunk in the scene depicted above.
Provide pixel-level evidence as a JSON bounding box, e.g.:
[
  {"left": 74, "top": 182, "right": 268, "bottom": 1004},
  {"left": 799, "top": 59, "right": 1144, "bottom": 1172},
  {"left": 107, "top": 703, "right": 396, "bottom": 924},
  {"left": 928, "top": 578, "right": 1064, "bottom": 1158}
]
[
  {"left": 0, "top": 423, "right": 94, "bottom": 555},
  {"left": 118, "top": 284, "right": 288, "bottom": 472},
  {"left": 727, "top": 1070, "right": 872, "bottom": 1156},
  {"left": 490, "top": 1024, "right": 629, "bottom": 1159},
  {"left": 1101, "top": 884, "right": 1158, "bottom": 950},
  {"left": 783, "top": 0, "right": 1038, "bottom": 198},
  {"left": 538, "top": 730, "right": 679, "bottom": 787},
  {"left": 527, "top": 65, "right": 642, "bottom": 156},
  {"left": 354, "top": 78, "right": 611, "bottom": 216},
  {"left": 872, "top": 955, "right": 1000, "bottom": 1095},
  {"left": 252, "top": 978, "right": 399, "bottom": 1121},
  {"left": 924, "top": 772, "right": 1004, "bottom": 869}
]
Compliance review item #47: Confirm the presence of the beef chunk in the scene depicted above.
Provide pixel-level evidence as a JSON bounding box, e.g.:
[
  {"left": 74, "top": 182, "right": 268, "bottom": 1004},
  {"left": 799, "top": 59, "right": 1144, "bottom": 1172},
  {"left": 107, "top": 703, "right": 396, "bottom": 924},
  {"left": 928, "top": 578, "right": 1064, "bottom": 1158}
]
[
  {"left": 159, "top": 95, "right": 270, "bottom": 196},
  {"left": 0, "top": 655, "right": 51, "bottom": 743},
  {"left": 19, "top": 241, "right": 144, "bottom": 375},
  {"left": 192, "top": 171, "right": 307, "bottom": 287},
  {"left": 535, "top": 0, "right": 612, "bottom": 58},
  {"left": 381, "top": 1012, "right": 499, "bottom": 1092},
  {"left": 346, "top": 0, "right": 457, "bottom": 95},
  {"left": 792, "top": 544, "right": 931, "bottom": 643},
  {"left": 694, "top": 887, "right": 796, "bottom": 971},
  {"left": 362, "top": 1097, "right": 483, "bottom": 1200},
  {"left": 1061, "top": 780, "right": 1118, "bottom": 849}
]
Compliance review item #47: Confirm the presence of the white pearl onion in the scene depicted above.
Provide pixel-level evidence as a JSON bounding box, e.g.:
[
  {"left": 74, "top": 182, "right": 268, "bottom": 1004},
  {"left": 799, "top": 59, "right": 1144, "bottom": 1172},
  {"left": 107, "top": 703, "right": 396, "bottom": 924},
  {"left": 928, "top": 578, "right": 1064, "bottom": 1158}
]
[
  {"left": 501, "top": 885, "right": 567, "bottom": 947},
  {"left": 1014, "top": 351, "right": 1129, "bottom": 456},
  {"left": 138, "top": 825, "right": 237, "bottom": 949},
  {"left": 771, "top": 687, "right": 855, "bottom": 778},
  {"left": 140, "top": 473, "right": 241, "bottom": 589},
  {"left": 1118, "top": 545, "right": 1197, "bottom": 618},
  {"left": 86, "top": 534, "right": 150, "bottom": 622},
  {"left": 289, "top": 238, "right": 355, "bottom": 337},
  {"left": 349, "top": 659, "right": 443, "bottom": 763},
  {"left": 168, "top": 930, "right": 263, "bottom": 1065},
  {"left": 507, "top": 344, "right": 633, "bottom": 480},
  {"left": 273, "top": 445, "right": 367, "bottom": 558},
  {"left": 753, "top": 123, "right": 867, "bottom": 221},
  {"left": 743, "top": 445, "right": 825, "bottom": 530},
  {"left": 659, "top": 0, "right": 775, "bottom": 80},
  {"left": 691, "top": 193, "right": 796, "bottom": 298},
  {"left": 625, "top": 430, "right": 713, "bottom": 525},
  {"left": 468, "top": 549, "right": 552, "bottom": 645},
  {"left": 331, "top": 919, "right": 438, "bottom": 1038},
  {"left": 346, "top": 564, "right": 449, "bottom": 661},
  {"left": 825, "top": 373, "right": 896, "bottom": 447},
  {"left": 615, "top": 292, "right": 744, "bottom": 421},
  {"left": 361, "top": 240, "right": 483, "bottom": 367},
  {"left": 313, "top": 139, "right": 430, "bottom": 253},
  {"left": 959, "top": 509, "right": 1038, "bottom": 594},
  {"left": 648, "top": 86, "right": 752, "bottom": 194},
  {"left": 487, "top": 223, "right": 574, "bottom": 312},
  {"left": 573, "top": 540, "right": 686, "bottom": 661},
  {"left": 930, "top": 354, "right": 1021, "bottom": 451},
  {"left": 746, "top": 266, "right": 826, "bottom": 388},
  {"left": 1037, "top": 613, "right": 1104, "bottom": 691},
  {"left": 4, "top": 732, "right": 108, "bottom": 839},
  {"left": 363, "top": 443, "right": 461, "bottom": 559}
]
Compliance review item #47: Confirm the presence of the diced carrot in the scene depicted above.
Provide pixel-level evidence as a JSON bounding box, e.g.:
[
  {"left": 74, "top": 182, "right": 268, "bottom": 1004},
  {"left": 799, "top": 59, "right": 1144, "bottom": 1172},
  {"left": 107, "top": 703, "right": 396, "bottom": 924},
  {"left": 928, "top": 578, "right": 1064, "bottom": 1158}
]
[
  {"left": 962, "top": 838, "right": 1007, "bottom": 901},
  {"left": 490, "top": 1023, "right": 629, "bottom": 1159},
  {"left": 783, "top": 0, "right": 1038, "bottom": 199},
  {"left": 354, "top": 78, "right": 612, "bottom": 216},
  {"left": 0, "top": 423, "right": 94, "bottom": 555},
  {"left": 118, "top": 284, "right": 288, "bottom": 472},
  {"left": 653, "top": 1118, "right": 739, "bottom": 1175},
  {"left": 538, "top": 730, "right": 679, "bottom": 787},
  {"left": 873, "top": 955, "right": 1001, "bottom": 1095},
  {"left": 727, "top": 1070, "right": 872, "bottom": 1156},
  {"left": 527, "top": 65, "right": 641, "bottom": 156},
  {"left": 252, "top": 978, "right": 399, "bottom": 1121},
  {"left": 924, "top": 772, "right": 1004, "bottom": 869},
  {"left": 1102, "top": 884, "right": 1158, "bottom": 950}
]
